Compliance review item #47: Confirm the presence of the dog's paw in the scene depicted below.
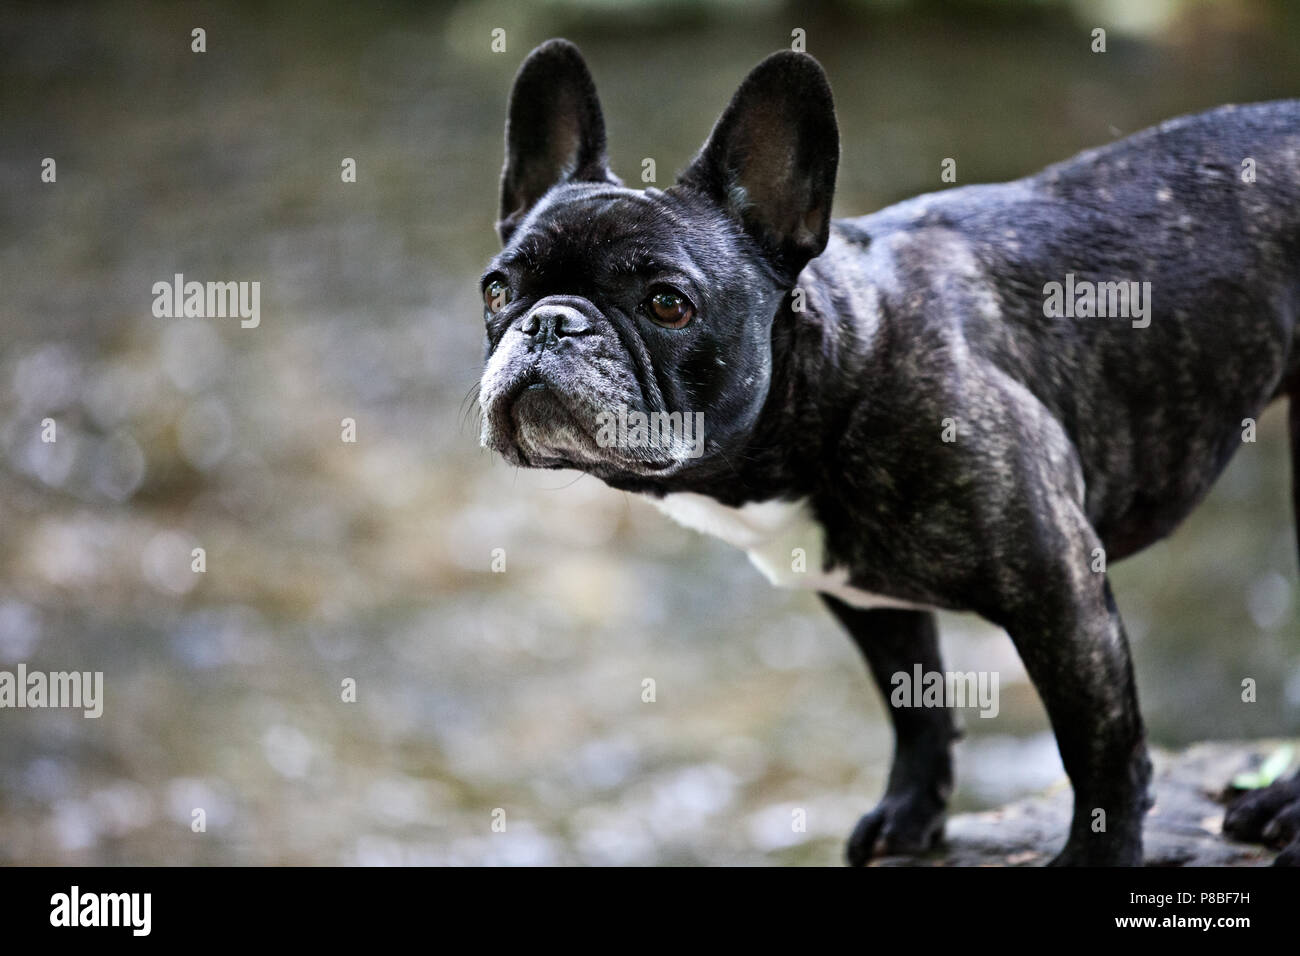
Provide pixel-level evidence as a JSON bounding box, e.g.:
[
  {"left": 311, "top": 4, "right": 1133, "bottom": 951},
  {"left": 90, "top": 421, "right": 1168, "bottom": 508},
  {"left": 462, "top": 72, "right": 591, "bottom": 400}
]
[
  {"left": 1223, "top": 773, "right": 1300, "bottom": 866},
  {"left": 1274, "top": 842, "right": 1300, "bottom": 866},
  {"left": 846, "top": 790, "right": 946, "bottom": 866}
]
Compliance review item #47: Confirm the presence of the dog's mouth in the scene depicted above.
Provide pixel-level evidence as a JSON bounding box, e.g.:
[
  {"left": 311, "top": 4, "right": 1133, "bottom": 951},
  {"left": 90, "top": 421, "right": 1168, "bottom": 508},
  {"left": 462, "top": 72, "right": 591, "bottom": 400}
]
[
  {"left": 490, "top": 370, "right": 604, "bottom": 469},
  {"left": 508, "top": 380, "right": 569, "bottom": 441},
  {"left": 505, "top": 370, "right": 571, "bottom": 424},
  {"left": 484, "top": 369, "right": 686, "bottom": 476}
]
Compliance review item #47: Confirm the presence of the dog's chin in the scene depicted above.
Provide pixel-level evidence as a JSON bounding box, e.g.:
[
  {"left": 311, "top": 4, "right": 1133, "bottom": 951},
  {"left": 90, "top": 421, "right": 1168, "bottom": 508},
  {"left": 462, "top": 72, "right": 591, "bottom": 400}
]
[
  {"left": 510, "top": 386, "right": 605, "bottom": 467},
  {"left": 484, "top": 385, "right": 684, "bottom": 479}
]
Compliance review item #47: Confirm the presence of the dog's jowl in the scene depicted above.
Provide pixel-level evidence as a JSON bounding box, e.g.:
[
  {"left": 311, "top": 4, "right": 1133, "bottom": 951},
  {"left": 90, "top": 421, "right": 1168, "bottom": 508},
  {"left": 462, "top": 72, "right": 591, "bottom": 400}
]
[{"left": 477, "top": 38, "right": 1300, "bottom": 866}]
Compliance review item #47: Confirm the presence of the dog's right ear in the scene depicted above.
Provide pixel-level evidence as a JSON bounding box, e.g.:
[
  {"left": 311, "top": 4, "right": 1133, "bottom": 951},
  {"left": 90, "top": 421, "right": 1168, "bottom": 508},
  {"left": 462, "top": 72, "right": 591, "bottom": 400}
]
[
  {"left": 498, "top": 39, "right": 617, "bottom": 244},
  {"left": 677, "top": 51, "right": 839, "bottom": 284}
]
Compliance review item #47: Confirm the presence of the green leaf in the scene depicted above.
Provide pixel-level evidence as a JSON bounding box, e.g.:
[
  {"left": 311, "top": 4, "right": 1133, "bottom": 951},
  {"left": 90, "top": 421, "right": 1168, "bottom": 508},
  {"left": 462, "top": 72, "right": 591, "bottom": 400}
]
[{"left": 1232, "top": 745, "right": 1295, "bottom": 790}]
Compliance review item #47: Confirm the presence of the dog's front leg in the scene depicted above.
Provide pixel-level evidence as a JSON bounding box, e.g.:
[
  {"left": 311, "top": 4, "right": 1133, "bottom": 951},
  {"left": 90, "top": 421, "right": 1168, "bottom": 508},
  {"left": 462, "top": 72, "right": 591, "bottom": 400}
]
[
  {"left": 823, "top": 597, "right": 957, "bottom": 866},
  {"left": 993, "top": 520, "right": 1153, "bottom": 866}
]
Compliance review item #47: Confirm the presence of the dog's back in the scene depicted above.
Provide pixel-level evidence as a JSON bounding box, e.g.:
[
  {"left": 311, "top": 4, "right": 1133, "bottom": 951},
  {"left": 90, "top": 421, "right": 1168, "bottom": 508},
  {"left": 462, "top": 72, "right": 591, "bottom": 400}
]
[{"left": 824, "top": 100, "right": 1300, "bottom": 557}]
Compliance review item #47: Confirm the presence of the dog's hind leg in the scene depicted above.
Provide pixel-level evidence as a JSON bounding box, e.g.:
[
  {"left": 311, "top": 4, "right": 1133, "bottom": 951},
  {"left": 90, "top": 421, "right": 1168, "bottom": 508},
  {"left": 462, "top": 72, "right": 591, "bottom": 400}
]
[
  {"left": 1221, "top": 393, "right": 1300, "bottom": 867},
  {"left": 823, "top": 598, "right": 957, "bottom": 866}
]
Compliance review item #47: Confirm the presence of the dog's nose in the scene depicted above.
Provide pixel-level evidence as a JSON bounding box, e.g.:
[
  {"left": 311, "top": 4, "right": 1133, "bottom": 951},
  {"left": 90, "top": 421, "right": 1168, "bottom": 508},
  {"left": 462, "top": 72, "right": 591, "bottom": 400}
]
[{"left": 521, "top": 305, "right": 591, "bottom": 348}]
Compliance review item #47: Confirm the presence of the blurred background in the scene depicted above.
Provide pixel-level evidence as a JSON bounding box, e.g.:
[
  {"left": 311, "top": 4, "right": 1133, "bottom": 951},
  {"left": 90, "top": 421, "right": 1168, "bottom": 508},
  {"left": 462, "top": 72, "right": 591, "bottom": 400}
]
[{"left": 1, "top": 0, "right": 1298, "bottom": 865}]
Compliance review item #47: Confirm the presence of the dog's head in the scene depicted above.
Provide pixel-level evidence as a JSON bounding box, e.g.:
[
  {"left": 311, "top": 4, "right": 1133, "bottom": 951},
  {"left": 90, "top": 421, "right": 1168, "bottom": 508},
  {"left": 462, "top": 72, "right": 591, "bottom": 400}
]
[{"left": 477, "top": 39, "right": 838, "bottom": 486}]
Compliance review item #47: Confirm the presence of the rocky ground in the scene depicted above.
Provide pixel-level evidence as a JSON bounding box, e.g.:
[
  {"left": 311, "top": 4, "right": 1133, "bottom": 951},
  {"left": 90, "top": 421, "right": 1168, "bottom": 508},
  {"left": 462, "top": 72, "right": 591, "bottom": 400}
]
[{"left": 873, "top": 741, "right": 1292, "bottom": 866}]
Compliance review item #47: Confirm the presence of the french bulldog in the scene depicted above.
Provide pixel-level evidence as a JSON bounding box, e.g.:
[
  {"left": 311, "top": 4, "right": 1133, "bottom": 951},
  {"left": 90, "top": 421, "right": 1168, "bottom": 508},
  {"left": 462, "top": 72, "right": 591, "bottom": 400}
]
[{"left": 477, "top": 38, "right": 1300, "bottom": 866}]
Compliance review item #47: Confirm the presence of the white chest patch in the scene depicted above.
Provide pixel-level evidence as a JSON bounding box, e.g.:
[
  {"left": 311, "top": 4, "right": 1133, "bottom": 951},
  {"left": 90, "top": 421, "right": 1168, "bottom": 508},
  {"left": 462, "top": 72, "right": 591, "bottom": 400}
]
[{"left": 647, "top": 492, "right": 930, "bottom": 612}]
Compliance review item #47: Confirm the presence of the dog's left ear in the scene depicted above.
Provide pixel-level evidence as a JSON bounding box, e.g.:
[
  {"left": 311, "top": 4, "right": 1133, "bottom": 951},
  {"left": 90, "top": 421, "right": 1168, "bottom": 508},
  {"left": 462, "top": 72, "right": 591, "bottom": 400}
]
[
  {"left": 498, "top": 39, "right": 618, "bottom": 243},
  {"left": 678, "top": 51, "right": 839, "bottom": 282}
]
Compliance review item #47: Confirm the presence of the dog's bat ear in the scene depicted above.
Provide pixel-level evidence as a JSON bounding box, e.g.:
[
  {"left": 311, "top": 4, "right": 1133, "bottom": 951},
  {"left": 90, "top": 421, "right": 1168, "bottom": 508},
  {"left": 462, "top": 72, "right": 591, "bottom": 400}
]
[
  {"left": 498, "top": 39, "right": 618, "bottom": 244},
  {"left": 677, "top": 51, "right": 839, "bottom": 282}
]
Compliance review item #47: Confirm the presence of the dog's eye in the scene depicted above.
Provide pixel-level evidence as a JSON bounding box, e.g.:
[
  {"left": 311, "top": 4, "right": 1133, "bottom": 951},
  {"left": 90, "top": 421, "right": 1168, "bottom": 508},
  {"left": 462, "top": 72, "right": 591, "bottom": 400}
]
[
  {"left": 483, "top": 278, "right": 511, "bottom": 314},
  {"left": 644, "top": 289, "right": 695, "bottom": 329}
]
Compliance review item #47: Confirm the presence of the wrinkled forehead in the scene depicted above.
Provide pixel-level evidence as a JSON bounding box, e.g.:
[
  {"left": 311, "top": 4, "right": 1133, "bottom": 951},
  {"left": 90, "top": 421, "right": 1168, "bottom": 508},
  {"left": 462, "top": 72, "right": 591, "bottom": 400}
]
[{"left": 498, "top": 184, "right": 720, "bottom": 278}]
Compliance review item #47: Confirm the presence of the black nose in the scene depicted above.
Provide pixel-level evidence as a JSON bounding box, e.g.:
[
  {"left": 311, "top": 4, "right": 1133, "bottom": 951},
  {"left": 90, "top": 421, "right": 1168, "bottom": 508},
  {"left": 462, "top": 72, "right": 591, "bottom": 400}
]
[{"left": 521, "top": 305, "right": 591, "bottom": 348}]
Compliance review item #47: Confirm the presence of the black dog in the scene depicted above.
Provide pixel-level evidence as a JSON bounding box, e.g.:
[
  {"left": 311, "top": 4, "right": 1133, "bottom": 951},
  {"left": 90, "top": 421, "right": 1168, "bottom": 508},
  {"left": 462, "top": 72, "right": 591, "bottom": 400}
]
[{"left": 477, "top": 38, "right": 1300, "bottom": 866}]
